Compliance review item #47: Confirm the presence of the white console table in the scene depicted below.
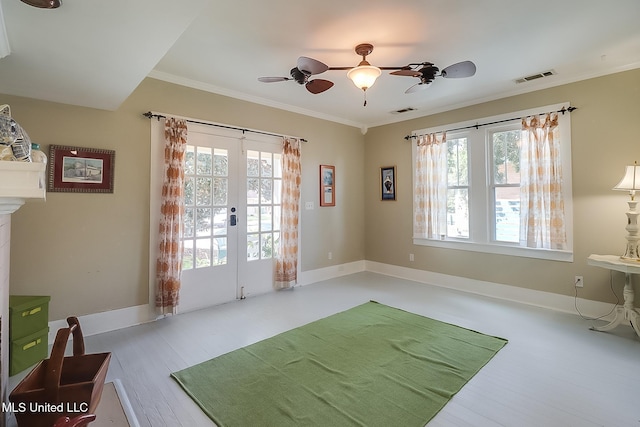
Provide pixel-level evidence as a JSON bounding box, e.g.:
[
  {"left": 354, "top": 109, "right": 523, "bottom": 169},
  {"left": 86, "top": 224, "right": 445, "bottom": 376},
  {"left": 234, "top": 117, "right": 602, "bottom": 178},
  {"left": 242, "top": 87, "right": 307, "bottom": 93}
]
[{"left": 587, "top": 254, "right": 640, "bottom": 338}]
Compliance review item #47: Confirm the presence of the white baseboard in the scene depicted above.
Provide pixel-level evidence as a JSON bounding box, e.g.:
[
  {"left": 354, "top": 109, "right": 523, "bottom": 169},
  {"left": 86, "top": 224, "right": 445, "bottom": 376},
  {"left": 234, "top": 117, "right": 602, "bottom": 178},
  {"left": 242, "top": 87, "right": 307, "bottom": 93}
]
[
  {"left": 365, "top": 261, "right": 616, "bottom": 321},
  {"left": 49, "top": 260, "right": 616, "bottom": 340},
  {"left": 48, "top": 304, "right": 152, "bottom": 343},
  {"left": 297, "top": 260, "right": 366, "bottom": 287}
]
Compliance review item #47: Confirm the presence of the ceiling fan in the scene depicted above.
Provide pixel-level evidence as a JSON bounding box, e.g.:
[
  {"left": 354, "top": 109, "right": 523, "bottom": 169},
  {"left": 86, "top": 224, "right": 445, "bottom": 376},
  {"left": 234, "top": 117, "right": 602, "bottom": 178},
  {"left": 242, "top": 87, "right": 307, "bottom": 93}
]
[{"left": 258, "top": 43, "right": 476, "bottom": 102}]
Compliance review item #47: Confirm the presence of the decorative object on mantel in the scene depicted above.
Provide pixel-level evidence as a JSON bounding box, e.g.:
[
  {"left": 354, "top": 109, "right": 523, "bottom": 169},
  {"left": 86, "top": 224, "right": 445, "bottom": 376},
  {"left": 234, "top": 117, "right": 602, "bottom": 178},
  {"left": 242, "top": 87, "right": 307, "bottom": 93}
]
[
  {"left": 48, "top": 145, "right": 115, "bottom": 193},
  {"left": 0, "top": 105, "right": 46, "bottom": 213},
  {"left": 613, "top": 161, "right": 640, "bottom": 262},
  {"left": 0, "top": 104, "right": 32, "bottom": 162}
]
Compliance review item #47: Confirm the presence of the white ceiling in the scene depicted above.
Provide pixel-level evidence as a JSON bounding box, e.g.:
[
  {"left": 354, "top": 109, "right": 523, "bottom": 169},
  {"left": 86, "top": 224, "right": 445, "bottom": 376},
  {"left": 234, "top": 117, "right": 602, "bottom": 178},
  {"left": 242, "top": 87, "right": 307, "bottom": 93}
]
[{"left": 1, "top": 0, "right": 639, "bottom": 129}]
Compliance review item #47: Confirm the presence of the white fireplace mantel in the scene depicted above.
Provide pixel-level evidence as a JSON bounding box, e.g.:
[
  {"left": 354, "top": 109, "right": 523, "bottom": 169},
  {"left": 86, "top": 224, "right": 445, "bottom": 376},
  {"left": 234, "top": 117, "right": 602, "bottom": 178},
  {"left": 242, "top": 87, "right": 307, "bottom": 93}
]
[
  {"left": 0, "top": 161, "right": 46, "bottom": 213},
  {"left": 0, "top": 160, "right": 46, "bottom": 427}
]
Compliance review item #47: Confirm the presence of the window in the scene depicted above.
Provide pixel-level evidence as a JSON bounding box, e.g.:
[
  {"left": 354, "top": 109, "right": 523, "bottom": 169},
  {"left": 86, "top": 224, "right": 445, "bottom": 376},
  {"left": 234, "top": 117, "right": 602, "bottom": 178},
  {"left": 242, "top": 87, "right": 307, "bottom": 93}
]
[
  {"left": 490, "top": 126, "right": 521, "bottom": 243},
  {"left": 183, "top": 145, "right": 229, "bottom": 269},
  {"left": 412, "top": 103, "right": 573, "bottom": 262},
  {"left": 446, "top": 136, "right": 469, "bottom": 238},
  {"left": 246, "top": 150, "right": 281, "bottom": 262}
]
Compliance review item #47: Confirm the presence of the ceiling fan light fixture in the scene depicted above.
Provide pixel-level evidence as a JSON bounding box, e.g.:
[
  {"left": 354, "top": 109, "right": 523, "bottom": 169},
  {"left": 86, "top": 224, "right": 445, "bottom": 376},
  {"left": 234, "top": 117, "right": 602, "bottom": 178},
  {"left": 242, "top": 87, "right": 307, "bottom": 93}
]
[
  {"left": 347, "top": 62, "right": 381, "bottom": 91},
  {"left": 20, "top": 0, "right": 60, "bottom": 8}
]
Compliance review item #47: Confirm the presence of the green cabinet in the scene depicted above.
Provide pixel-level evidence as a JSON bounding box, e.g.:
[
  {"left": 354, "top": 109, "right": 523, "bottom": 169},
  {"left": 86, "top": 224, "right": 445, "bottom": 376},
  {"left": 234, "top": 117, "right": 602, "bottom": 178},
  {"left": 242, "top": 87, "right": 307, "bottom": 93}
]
[{"left": 8, "top": 295, "right": 50, "bottom": 376}]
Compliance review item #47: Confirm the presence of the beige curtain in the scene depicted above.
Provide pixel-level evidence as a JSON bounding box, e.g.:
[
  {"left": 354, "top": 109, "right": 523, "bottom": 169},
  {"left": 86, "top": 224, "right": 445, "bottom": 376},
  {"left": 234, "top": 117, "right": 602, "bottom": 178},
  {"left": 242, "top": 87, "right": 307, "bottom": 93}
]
[
  {"left": 275, "top": 137, "right": 301, "bottom": 289},
  {"left": 414, "top": 133, "right": 448, "bottom": 239},
  {"left": 520, "top": 113, "right": 567, "bottom": 249},
  {"left": 155, "top": 117, "right": 188, "bottom": 314}
]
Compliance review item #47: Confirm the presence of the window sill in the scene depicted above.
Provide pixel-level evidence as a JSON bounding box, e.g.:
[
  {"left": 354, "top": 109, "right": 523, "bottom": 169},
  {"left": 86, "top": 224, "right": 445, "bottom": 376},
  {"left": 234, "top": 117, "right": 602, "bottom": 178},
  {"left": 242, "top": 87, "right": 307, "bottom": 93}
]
[{"left": 413, "top": 237, "right": 573, "bottom": 262}]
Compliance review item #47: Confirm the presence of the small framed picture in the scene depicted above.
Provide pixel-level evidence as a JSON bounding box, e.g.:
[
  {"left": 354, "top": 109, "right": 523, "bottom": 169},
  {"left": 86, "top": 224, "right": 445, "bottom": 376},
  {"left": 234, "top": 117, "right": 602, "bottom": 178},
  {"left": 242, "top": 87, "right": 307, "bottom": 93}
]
[
  {"left": 319, "top": 164, "right": 335, "bottom": 207},
  {"left": 380, "top": 166, "right": 396, "bottom": 201},
  {"left": 48, "top": 145, "right": 115, "bottom": 193}
]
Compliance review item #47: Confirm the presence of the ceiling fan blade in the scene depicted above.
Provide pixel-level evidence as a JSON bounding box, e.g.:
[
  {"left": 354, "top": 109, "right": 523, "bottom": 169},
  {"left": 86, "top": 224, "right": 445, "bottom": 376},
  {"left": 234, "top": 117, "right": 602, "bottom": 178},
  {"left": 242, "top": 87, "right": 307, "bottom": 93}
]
[
  {"left": 390, "top": 69, "right": 422, "bottom": 77},
  {"left": 258, "top": 77, "right": 291, "bottom": 83},
  {"left": 441, "top": 61, "right": 476, "bottom": 78},
  {"left": 297, "top": 57, "right": 329, "bottom": 75},
  {"left": 306, "top": 79, "right": 334, "bottom": 94},
  {"left": 405, "top": 82, "right": 432, "bottom": 94}
]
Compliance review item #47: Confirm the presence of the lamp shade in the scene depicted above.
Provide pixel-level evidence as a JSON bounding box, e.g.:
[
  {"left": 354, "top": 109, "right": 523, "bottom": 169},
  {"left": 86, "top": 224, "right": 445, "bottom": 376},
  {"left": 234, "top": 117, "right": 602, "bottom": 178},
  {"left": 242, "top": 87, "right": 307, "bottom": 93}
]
[
  {"left": 613, "top": 162, "right": 640, "bottom": 191},
  {"left": 347, "top": 64, "right": 381, "bottom": 91}
]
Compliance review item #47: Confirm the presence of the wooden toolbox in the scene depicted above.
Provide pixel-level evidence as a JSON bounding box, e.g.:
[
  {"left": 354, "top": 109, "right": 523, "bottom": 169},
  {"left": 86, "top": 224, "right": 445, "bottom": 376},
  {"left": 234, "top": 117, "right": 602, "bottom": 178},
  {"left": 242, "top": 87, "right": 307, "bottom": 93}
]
[
  {"left": 9, "top": 295, "right": 51, "bottom": 376},
  {"left": 9, "top": 316, "right": 111, "bottom": 427}
]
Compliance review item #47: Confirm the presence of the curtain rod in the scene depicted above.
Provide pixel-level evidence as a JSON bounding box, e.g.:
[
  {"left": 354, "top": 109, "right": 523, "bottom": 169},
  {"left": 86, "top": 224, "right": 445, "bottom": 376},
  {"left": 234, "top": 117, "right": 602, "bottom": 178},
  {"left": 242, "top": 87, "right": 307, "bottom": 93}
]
[
  {"left": 404, "top": 106, "right": 576, "bottom": 141},
  {"left": 143, "top": 112, "right": 307, "bottom": 143}
]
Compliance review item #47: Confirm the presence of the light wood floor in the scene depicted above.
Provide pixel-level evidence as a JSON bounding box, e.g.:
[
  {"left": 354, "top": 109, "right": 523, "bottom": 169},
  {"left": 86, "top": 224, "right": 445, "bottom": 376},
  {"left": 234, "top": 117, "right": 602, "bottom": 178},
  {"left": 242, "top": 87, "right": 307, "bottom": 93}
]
[{"left": 9, "top": 272, "right": 640, "bottom": 426}]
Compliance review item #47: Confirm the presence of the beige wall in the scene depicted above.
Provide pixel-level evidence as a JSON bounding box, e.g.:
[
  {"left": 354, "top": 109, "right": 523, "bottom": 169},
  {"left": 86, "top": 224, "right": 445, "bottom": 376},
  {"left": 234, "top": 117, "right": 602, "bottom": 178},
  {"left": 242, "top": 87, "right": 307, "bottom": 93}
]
[
  {"left": 364, "top": 68, "right": 640, "bottom": 304},
  {"left": 3, "top": 78, "right": 365, "bottom": 320},
  {"left": 3, "top": 69, "right": 639, "bottom": 321}
]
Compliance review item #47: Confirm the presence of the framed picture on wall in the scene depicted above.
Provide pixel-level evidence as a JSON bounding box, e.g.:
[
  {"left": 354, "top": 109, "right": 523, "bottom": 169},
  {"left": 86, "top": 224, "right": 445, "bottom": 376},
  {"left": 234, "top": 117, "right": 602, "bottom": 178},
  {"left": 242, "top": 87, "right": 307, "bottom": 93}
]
[
  {"left": 48, "top": 145, "right": 115, "bottom": 193},
  {"left": 319, "top": 164, "right": 335, "bottom": 207},
  {"left": 381, "top": 166, "right": 396, "bottom": 201}
]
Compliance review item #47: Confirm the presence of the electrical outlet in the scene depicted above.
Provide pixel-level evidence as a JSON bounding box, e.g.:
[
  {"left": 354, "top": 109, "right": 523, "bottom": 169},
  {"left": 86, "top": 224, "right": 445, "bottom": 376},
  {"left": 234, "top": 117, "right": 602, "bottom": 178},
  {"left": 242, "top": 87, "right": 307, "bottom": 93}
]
[
  {"left": 328, "top": 252, "right": 332, "bottom": 260},
  {"left": 409, "top": 253, "right": 415, "bottom": 262},
  {"left": 575, "top": 276, "right": 584, "bottom": 288}
]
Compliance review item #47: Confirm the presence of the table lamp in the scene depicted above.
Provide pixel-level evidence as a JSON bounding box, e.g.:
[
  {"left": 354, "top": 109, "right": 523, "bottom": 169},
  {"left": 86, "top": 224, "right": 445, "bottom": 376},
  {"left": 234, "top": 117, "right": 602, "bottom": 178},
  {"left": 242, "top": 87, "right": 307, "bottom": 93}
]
[{"left": 613, "top": 161, "right": 640, "bottom": 262}]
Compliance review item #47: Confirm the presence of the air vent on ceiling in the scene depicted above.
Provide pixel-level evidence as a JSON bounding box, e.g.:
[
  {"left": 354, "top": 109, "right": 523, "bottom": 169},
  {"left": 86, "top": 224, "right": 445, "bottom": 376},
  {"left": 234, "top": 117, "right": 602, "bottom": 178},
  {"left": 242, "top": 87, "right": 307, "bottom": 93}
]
[
  {"left": 515, "top": 70, "right": 556, "bottom": 84},
  {"left": 391, "top": 107, "right": 417, "bottom": 114}
]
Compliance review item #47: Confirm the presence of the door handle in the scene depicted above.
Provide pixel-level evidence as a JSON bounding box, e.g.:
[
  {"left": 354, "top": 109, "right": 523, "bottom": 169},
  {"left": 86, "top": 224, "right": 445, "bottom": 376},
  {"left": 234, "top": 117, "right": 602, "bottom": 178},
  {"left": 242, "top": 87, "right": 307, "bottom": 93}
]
[{"left": 230, "top": 207, "right": 237, "bottom": 226}]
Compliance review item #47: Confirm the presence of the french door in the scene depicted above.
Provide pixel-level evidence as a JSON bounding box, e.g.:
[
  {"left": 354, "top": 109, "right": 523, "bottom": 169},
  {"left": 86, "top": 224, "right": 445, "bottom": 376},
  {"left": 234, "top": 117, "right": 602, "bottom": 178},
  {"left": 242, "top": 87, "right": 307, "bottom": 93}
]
[{"left": 177, "top": 124, "right": 283, "bottom": 312}]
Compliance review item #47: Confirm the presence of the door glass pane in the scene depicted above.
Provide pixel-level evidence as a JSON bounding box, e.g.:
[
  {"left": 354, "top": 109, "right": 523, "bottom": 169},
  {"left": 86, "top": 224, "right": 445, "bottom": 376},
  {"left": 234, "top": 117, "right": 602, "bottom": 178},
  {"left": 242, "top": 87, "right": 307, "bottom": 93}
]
[
  {"left": 247, "top": 234, "right": 259, "bottom": 261},
  {"left": 196, "top": 177, "right": 212, "bottom": 206},
  {"left": 213, "top": 208, "right": 227, "bottom": 236},
  {"left": 273, "top": 206, "right": 281, "bottom": 231},
  {"left": 195, "top": 238, "right": 211, "bottom": 268},
  {"left": 196, "top": 208, "right": 212, "bottom": 237},
  {"left": 213, "top": 148, "right": 228, "bottom": 176},
  {"left": 182, "top": 142, "right": 228, "bottom": 270},
  {"left": 247, "top": 206, "right": 259, "bottom": 233},
  {"left": 273, "top": 232, "right": 280, "bottom": 257},
  {"left": 273, "top": 179, "right": 281, "bottom": 204},
  {"left": 247, "top": 150, "right": 259, "bottom": 177},
  {"left": 245, "top": 149, "right": 282, "bottom": 262},
  {"left": 213, "top": 237, "right": 227, "bottom": 265},
  {"left": 213, "top": 177, "right": 227, "bottom": 205},
  {"left": 182, "top": 243, "right": 194, "bottom": 270},
  {"left": 261, "top": 233, "right": 273, "bottom": 259},
  {"left": 247, "top": 179, "right": 259, "bottom": 204},
  {"left": 196, "top": 147, "right": 212, "bottom": 175},
  {"left": 261, "top": 152, "right": 272, "bottom": 177},
  {"left": 185, "top": 145, "right": 195, "bottom": 175},
  {"left": 184, "top": 207, "right": 194, "bottom": 238},
  {"left": 273, "top": 153, "right": 282, "bottom": 178},
  {"left": 184, "top": 177, "right": 195, "bottom": 205},
  {"left": 261, "top": 179, "right": 272, "bottom": 203},
  {"left": 261, "top": 207, "right": 272, "bottom": 232}
]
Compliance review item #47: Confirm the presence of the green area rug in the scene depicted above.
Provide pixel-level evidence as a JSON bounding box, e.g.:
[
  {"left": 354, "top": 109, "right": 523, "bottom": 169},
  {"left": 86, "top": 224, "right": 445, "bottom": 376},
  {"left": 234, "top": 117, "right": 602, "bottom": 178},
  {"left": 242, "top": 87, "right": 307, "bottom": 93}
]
[{"left": 171, "top": 301, "right": 507, "bottom": 427}]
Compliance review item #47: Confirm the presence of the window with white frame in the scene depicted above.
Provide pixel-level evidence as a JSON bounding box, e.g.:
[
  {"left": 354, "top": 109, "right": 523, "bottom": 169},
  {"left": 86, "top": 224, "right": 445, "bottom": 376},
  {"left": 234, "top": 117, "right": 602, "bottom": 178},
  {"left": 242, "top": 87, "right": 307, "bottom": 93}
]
[{"left": 412, "top": 103, "right": 573, "bottom": 262}]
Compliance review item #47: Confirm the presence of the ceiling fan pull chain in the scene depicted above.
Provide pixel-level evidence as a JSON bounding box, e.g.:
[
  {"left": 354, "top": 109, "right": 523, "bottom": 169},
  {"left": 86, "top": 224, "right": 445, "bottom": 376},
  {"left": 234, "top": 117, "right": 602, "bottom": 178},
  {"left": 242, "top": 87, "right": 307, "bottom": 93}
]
[{"left": 363, "top": 90, "right": 367, "bottom": 107}]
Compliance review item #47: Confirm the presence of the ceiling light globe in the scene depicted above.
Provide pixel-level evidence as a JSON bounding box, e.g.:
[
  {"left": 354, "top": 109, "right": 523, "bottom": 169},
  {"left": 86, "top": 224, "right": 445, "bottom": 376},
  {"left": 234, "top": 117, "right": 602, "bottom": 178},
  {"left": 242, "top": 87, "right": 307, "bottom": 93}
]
[{"left": 347, "top": 65, "right": 381, "bottom": 91}]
